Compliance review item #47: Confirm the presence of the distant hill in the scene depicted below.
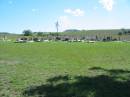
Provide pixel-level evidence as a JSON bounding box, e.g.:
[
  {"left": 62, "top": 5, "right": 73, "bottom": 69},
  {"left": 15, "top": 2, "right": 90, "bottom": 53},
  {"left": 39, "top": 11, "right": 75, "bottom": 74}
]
[
  {"left": 0, "top": 32, "right": 10, "bottom": 35},
  {"left": 61, "top": 29, "right": 130, "bottom": 36},
  {"left": 60, "top": 29, "right": 130, "bottom": 41},
  {"left": 64, "top": 29, "right": 80, "bottom": 32}
]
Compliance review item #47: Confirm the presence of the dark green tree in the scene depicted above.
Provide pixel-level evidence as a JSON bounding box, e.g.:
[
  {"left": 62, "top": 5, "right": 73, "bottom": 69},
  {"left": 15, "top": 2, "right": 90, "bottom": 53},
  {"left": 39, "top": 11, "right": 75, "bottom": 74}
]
[
  {"left": 128, "top": 30, "right": 130, "bottom": 34},
  {"left": 37, "top": 32, "right": 43, "bottom": 36},
  {"left": 121, "top": 28, "right": 127, "bottom": 35},
  {"left": 118, "top": 32, "right": 122, "bottom": 36},
  {"left": 23, "top": 30, "right": 33, "bottom": 36}
]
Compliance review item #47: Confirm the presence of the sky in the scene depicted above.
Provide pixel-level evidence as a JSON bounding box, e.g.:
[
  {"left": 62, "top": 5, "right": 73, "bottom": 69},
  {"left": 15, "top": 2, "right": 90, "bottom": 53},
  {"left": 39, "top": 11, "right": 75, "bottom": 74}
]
[{"left": 0, "top": 0, "right": 130, "bottom": 33}]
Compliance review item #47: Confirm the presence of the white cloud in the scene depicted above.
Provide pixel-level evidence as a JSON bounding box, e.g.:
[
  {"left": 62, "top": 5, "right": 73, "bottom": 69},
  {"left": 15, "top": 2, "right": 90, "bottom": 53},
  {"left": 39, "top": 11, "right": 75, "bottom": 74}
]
[
  {"left": 64, "top": 9, "right": 85, "bottom": 16},
  {"left": 99, "top": 0, "right": 115, "bottom": 11}
]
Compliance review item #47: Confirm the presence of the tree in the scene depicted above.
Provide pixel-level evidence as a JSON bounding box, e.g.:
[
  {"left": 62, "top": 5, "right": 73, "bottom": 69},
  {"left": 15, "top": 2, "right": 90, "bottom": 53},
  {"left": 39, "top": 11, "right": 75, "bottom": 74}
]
[
  {"left": 95, "top": 35, "right": 98, "bottom": 41},
  {"left": 118, "top": 32, "right": 122, "bottom": 36},
  {"left": 49, "top": 32, "right": 59, "bottom": 37},
  {"left": 23, "top": 30, "right": 33, "bottom": 36},
  {"left": 37, "top": 32, "right": 43, "bottom": 36},
  {"left": 121, "top": 28, "right": 127, "bottom": 35},
  {"left": 128, "top": 30, "right": 130, "bottom": 34}
]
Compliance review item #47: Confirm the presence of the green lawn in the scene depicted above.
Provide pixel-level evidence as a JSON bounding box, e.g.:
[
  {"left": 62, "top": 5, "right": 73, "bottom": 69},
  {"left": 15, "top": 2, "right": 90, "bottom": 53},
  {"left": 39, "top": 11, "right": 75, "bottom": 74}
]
[{"left": 0, "top": 42, "right": 130, "bottom": 97}]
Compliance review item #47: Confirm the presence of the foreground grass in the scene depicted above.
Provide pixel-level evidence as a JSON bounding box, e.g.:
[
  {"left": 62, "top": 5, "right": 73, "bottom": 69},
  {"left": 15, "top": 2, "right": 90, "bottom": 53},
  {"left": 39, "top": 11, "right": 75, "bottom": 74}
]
[{"left": 0, "top": 42, "right": 130, "bottom": 97}]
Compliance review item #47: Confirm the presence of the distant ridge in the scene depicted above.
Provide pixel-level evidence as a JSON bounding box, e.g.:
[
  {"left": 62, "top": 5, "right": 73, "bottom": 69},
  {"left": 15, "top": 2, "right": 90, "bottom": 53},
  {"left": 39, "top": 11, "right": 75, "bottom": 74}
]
[
  {"left": 0, "top": 32, "right": 10, "bottom": 35},
  {"left": 64, "top": 29, "right": 80, "bottom": 32},
  {"left": 62, "top": 29, "right": 130, "bottom": 35}
]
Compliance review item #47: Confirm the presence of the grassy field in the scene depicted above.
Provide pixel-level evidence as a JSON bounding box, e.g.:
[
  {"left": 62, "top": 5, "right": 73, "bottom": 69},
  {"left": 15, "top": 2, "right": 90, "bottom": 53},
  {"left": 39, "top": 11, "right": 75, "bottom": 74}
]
[{"left": 0, "top": 42, "right": 130, "bottom": 97}]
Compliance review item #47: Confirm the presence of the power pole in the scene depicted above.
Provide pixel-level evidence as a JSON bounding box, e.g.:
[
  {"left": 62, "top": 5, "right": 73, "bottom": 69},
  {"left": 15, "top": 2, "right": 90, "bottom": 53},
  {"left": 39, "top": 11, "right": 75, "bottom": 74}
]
[{"left": 55, "top": 21, "right": 59, "bottom": 32}]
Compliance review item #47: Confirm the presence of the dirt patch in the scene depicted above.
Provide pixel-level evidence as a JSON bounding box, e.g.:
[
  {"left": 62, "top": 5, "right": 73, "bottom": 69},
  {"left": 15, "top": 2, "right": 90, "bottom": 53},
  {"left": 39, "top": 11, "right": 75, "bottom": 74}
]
[{"left": 0, "top": 60, "right": 21, "bottom": 65}]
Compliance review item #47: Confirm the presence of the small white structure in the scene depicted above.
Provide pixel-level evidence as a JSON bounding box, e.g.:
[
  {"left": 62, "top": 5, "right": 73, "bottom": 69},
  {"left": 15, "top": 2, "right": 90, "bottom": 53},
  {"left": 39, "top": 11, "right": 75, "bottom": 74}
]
[
  {"left": 44, "top": 40, "right": 49, "bottom": 42},
  {"left": 16, "top": 38, "right": 26, "bottom": 43},
  {"left": 86, "top": 41, "right": 96, "bottom": 43}
]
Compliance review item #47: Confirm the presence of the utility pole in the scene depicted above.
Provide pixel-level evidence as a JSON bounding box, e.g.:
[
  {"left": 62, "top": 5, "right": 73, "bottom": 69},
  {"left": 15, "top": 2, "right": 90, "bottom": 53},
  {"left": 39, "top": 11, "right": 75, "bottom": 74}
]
[{"left": 55, "top": 21, "right": 59, "bottom": 32}]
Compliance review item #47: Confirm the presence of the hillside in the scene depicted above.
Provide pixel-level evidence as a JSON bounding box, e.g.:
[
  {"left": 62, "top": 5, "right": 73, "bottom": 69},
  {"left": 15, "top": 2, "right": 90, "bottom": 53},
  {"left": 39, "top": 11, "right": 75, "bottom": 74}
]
[{"left": 61, "top": 29, "right": 128, "bottom": 36}]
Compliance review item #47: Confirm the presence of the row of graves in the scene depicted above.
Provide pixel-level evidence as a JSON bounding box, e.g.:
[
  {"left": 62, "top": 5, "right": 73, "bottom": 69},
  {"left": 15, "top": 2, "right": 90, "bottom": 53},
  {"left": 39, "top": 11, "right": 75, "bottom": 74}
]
[
  {"left": 0, "top": 36, "right": 11, "bottom": 42},
  {"left": 15, "top": 36, "right": 97, "bottom": 43},
  {"left": 15, "top": 35, "right": 129, "bottom": 43}
]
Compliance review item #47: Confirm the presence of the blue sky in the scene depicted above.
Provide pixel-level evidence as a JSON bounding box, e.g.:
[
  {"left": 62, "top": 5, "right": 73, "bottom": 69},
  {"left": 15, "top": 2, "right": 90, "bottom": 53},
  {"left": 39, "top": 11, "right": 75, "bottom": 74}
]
[{"left": 0, "top": 0, "right": 130, "bottom": 33}]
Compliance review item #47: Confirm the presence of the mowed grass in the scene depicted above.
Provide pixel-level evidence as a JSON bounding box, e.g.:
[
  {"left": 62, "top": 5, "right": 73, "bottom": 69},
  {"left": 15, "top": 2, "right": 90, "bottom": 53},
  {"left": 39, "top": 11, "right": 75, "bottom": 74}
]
[{"left": 0, "top": 42, "right": 130, "bottom": 97}]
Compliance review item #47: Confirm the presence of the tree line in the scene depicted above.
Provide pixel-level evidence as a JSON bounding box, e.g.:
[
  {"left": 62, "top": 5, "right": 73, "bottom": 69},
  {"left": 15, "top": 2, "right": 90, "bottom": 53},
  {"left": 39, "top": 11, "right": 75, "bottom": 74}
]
[
  {"left": 22, "top": 30, "right": 59, "bottom": 37},
  {"left": 118, "top": 29, "right": 130, "bottom": 35}
]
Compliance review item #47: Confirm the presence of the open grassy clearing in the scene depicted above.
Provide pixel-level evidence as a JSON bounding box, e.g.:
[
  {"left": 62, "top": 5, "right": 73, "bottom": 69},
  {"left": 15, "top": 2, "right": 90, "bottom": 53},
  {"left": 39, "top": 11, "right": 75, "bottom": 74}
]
[{"left": 0, "top": 42, "right": 130, "bottom": 97}]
